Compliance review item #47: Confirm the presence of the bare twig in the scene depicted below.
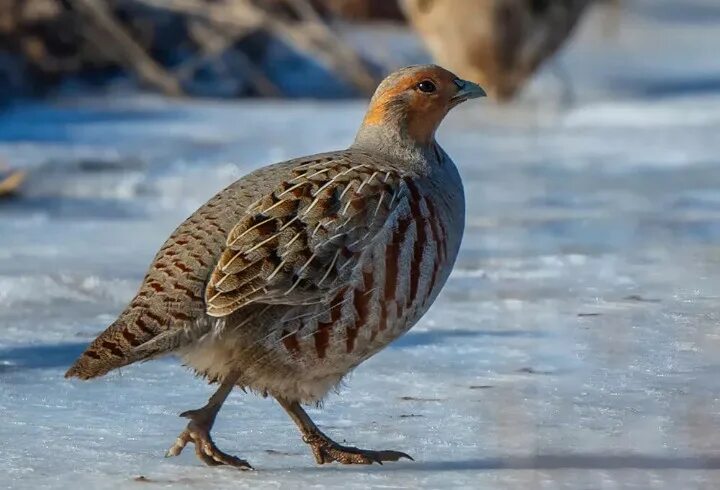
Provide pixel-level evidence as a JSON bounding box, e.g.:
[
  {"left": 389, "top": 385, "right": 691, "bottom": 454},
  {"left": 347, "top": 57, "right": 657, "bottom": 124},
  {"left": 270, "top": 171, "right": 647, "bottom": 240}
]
[
  {"left": 283, "top": 0, "right": 378, "bottom": 93},
  {"left": 69, "top": 0, "right": 183, "bottom": 95},
  {"left": 285, "top": 0, "right": 325, "bottom": 24},
  {"left": 129, "top": 0, "right": 378, "bottom": 95},
  {"left": 181, "top": 19, "right": 282, "bottom": 97}
]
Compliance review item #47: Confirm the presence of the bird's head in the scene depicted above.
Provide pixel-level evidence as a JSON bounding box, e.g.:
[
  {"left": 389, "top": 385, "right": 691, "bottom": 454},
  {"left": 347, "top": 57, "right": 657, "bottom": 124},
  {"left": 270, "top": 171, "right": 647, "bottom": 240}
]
[{"left": 356, "top": 65, "right": 486, "bottom": 150}]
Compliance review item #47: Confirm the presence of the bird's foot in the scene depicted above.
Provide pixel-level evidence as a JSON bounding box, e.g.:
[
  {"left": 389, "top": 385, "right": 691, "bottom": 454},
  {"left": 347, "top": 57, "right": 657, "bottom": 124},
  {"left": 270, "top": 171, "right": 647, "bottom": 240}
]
[
  {"left": 165, "top": 410, "right": 253, "bottom": 470},
  {"left": 303, "top": 432, "right": 413, "bottom": 465}
]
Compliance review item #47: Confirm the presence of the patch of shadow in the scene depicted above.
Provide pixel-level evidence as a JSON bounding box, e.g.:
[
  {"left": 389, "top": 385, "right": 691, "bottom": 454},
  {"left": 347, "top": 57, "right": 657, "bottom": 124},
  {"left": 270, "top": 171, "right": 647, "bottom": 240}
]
[
  {"left": 0, "top": 105, "right": 186, "bottom": 143},
  {"left": 391, "top": 329, "right": 544, "bottom": 349},
  {"left": 623, "top": 294, "right": 661, "bottom": 303},
  {"left": 265, "top": 449, "right": 302, "bottom": 456},
  {"left": 402, "top": 454, "right": 720, "bottom": 471},
  {"left": 75, "top": 158, "right": 146, "bottom": 173},
  {"left": 619, "top": 75, "right": 720, "bottom": 99},
  {"left": 131, "top": 475, "right": 199, "bottom": 485},
  {"left": 398, "top": 414, "right": 424, "bottom": 418},
  {"left": 399, "top": 396, "right": 444, "bottom": 402},
  {"left": 639, "top": 4, "right": 720, "bottom": 24},
  {"left": 577, "top": 312, "right": 601, "bottom": 317},
  {"left": 516, "top": 367, "right": 554, "bottom": 375},
  {"left": 0, "top": 196, "right": 143, "bottom": 220},
  {"left": 469, "top": 385, "right": 493, "bottom": 390},
  {"left": 0, "top": 342, "right": 87, "bottom": 372}
]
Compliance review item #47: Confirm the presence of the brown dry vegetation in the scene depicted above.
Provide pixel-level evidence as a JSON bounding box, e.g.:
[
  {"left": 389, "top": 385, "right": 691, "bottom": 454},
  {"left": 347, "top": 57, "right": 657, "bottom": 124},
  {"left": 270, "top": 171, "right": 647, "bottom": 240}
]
[
  {"left": 0, "top": 0, "right": 609, "bottom": 102},
  {"left": 0, "top": 0, "right": 384, "bottom": 99}
]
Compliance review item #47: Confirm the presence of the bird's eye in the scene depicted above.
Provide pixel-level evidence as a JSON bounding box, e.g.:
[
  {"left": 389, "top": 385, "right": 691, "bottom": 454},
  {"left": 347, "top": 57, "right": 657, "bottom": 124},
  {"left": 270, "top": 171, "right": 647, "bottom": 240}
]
[{"left": 416, "top": 80, "right": 437, "bottom": 93}]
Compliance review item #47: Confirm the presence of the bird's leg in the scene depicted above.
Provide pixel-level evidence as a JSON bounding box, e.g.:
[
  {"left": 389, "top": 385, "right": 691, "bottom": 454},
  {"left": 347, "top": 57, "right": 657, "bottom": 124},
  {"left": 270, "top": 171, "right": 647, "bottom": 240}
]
[
  {"left": 165, "top": 372, "right": 252, "bottom": 469},
  {"left": 276, "top": 397, "right": 413, "bottom": 465}
]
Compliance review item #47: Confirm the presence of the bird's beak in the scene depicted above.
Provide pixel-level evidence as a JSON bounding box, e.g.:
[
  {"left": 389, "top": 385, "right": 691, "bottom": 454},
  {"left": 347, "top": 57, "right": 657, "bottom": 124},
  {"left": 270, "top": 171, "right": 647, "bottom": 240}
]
[{"left": 451, "top": 78, "right": 487, "bottom": 103}]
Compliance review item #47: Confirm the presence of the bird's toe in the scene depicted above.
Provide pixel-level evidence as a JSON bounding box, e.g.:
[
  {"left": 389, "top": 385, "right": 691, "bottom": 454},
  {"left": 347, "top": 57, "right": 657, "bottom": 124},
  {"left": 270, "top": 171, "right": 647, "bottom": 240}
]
[
  {"left": 165, "top": 423, "right": 253, "bottom": 470},
  {"left": 310, "top": 439, "right": 413, "bottom": 465}
]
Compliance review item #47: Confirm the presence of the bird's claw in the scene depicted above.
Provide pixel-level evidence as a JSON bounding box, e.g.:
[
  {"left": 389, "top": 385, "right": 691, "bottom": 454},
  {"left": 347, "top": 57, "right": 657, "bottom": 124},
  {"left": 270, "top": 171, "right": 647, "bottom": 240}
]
[
  {"left": 165, "top": 421, "right": 253, "bottom": 470},
  {"left": 305, "top": 434, "right": 413, "bottom": 465}
]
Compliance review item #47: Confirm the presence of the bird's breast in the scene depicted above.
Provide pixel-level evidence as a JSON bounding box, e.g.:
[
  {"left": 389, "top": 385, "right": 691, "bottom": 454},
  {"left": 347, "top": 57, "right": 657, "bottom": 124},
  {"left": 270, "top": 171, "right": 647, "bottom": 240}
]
[{"left": 270, "top": 173, "right": 463, "bottom": 371}]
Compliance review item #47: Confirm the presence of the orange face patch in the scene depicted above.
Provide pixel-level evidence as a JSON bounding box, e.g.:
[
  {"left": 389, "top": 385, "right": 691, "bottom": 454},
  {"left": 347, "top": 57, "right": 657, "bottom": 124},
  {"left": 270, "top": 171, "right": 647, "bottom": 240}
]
[
  {"left": 361, "top": 66, "right": 463, "bottom": 145},
  {"left": 362, "top": 83, "right": 408, "bottom": 126}
]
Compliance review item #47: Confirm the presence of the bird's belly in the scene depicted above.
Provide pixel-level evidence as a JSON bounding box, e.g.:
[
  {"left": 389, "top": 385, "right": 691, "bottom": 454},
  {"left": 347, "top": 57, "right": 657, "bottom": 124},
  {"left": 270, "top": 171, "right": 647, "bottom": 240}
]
[
  {"left": 179, "top": 325, "right": 349, "bottom": 403},
  {"left": 181, "top": 269, "right": 435, "bottom": 403}
]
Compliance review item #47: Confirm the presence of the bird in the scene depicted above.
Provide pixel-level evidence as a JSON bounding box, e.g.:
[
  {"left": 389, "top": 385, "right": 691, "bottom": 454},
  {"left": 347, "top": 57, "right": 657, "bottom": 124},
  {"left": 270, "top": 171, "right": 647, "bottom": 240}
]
[
  {"left": 403, "top": 0, "right": 591, "bottom": 101},
  {"left": 65, "top": 64, "right": 486, "bottom": 469}
]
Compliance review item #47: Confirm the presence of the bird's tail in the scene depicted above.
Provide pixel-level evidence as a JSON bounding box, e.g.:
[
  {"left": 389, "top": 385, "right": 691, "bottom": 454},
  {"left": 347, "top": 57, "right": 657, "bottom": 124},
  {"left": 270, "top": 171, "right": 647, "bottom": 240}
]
[{"left": 65, "top": 305, "right": 164, "bottom": 380}]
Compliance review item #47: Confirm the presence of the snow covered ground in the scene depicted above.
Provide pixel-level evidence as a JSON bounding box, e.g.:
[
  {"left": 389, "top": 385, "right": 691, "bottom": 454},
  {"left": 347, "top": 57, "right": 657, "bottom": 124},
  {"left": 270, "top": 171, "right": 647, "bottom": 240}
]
[{"left": 3, "top": 3, "right": 720, "bottom": 489}]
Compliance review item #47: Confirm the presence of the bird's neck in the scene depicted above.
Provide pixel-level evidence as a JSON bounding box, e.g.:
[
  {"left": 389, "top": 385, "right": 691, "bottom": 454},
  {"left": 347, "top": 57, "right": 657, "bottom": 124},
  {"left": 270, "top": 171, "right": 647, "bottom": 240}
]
[{"left": 352, "top": 123, "right": 440, "bottom": 170}]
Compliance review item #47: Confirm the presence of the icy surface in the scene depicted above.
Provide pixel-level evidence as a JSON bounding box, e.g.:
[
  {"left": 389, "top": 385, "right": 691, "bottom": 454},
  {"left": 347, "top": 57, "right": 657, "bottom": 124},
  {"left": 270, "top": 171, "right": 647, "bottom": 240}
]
[{"left": 3, "top": 3, "right": 720, "bottom": 489}]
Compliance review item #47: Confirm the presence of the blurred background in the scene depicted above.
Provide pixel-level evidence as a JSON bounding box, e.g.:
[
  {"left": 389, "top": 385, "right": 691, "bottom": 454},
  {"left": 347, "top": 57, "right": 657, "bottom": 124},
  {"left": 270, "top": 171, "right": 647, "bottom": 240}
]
[
  {"left": 0, "top": 0, "right": 618, "bottom": 103},
  {"left": 3, "top": 1, "right": 720, "bottom": 489}
]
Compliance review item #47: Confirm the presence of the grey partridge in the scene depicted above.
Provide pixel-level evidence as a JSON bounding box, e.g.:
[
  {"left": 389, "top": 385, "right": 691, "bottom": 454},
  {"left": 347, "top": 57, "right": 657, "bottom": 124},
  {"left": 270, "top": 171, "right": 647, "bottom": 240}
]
[
  {"left": 66, "top": 65, "right": 485, "bottom": 468},
  {"left": 403, "top": 0, "right": 590, "bottom": 101}
]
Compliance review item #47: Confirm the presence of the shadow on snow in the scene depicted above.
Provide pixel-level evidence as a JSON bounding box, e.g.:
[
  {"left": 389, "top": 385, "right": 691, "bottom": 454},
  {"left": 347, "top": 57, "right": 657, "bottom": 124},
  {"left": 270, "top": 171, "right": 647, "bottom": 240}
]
[
  {"left": 317, "top": 454, "right": 720, "bottom": 472},
  {"left": 390, "top": 329, "right": 545, "bottom": 349},
  {"left": 0, "top": 342, "right": 86, "bottom": 372}
]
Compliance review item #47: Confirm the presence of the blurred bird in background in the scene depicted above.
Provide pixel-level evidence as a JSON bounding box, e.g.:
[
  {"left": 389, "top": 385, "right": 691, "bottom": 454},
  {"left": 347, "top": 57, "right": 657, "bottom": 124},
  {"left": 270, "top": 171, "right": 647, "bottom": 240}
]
[{"left": 402, "top": 0, "right": 594, "bottom": 101}]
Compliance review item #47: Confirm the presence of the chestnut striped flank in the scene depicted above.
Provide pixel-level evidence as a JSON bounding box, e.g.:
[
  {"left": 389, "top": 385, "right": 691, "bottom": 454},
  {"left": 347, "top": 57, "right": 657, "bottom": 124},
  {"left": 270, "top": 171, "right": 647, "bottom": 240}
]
[
  {"left": 406, "top": 180, "right": 445, "bottom": 311},
  {"left": 423, "top": 198, "right": 445, "bottom": 307},
  {"left": 347, "top": 269, "right": 374, "bottom": 353},
  {"left": 394, "top": 215, "right": 414, "bottom": 320},
  {"left": 314, "top": 289, "right": 346, "bottom": 358},
  {"left": 425, "top": 200, "right": 446, "bottom": 262},
  {"left": 380, "top": 230, "right": 400, "bottom": 332},
  {"left": 282, "top": 329, "right": 301, "bottom": 355},
  {"left": 405, "top": 183, "right": 426, "bottom": 310}
]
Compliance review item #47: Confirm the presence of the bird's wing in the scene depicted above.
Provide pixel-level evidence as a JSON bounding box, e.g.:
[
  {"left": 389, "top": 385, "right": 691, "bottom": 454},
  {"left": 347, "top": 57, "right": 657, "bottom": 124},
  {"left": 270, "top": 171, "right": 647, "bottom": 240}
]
[{"left": 205, "top": 157, "right": 409, "bottom": 317}]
